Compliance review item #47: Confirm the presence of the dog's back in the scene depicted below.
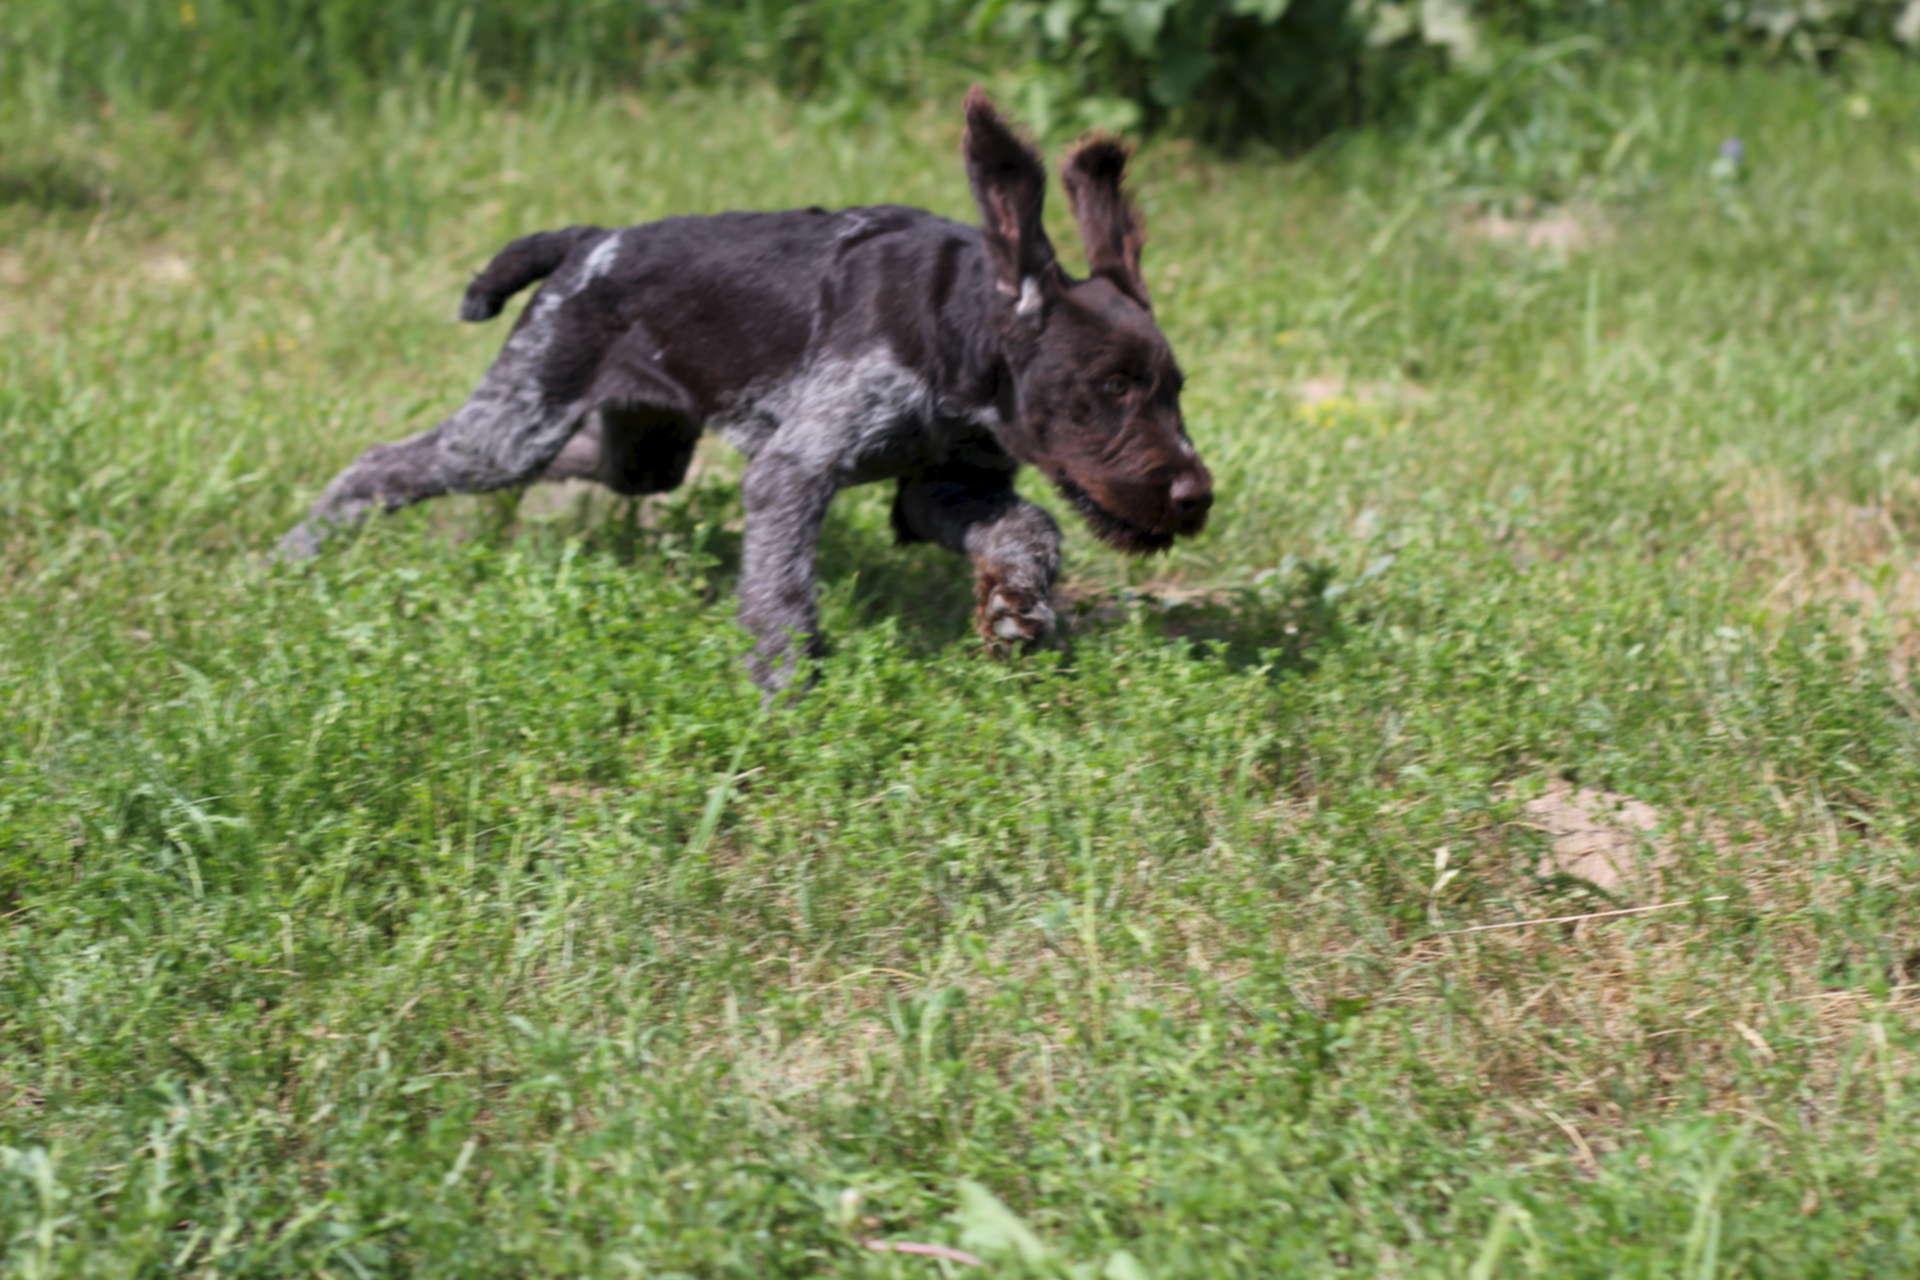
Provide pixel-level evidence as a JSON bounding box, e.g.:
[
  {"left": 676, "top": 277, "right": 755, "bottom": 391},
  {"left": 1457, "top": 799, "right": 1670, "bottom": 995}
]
[{"left": 461, "top": 206, "right": 995, "bottom": 425}]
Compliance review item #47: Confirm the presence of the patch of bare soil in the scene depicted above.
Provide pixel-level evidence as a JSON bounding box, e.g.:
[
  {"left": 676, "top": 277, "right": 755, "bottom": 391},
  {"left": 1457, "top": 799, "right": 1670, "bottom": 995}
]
[
  {"left": 0, "top": 250, "right": 29, "bottom": 329},
  {"left": 512, "top": 478, "right": 622, "bottom": 523},
  {"left": 1459, "top": 203, "right": 1612, "bottom": 254},
  {"left": 142, "top": 252, "right": 195, "bottom": 284},
  {"left": 1292, "top": 374, "right": 1430, "bottom": 410},
  {"left": 1522, "top": 780, "right": 1675, "bottom": 897}
]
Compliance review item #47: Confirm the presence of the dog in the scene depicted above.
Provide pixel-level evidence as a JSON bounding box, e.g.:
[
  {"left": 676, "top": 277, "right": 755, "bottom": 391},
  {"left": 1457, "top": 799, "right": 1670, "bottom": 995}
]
[{"left": 279, "top": 89, "right": 1213, "bottom": 692}]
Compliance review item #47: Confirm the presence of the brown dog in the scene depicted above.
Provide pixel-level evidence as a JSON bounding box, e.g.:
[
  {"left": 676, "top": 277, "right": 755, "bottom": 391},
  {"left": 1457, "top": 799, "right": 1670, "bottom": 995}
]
[{"left": 281, "top": 90, "right": 1212, "bottom": 692}]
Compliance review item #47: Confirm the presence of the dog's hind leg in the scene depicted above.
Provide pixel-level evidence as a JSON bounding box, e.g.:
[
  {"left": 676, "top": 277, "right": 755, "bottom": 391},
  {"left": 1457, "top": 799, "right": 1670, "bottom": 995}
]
[
  {"left": 276, "top": 368, "right": 584, "bottom": 560},
  {"left": 892, "top": 468, "right": 1062, "bottom": 648},
  {"left": 280, "top": 226, "right": 642, "bottom": 559}
]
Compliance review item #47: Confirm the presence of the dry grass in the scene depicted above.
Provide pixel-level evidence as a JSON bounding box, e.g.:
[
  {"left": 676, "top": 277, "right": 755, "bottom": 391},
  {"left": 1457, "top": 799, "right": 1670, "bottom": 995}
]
[{"left": 1726, "top": 468, "right": 1920, "bottom": 675}]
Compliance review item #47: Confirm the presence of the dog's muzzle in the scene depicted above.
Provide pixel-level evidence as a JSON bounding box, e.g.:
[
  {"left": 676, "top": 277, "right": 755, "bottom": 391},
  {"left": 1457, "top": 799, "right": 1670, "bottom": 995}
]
[
  {"left": 1056, "top": 462, "right": 1213, "bottom": 554},
  {"left": 1166, "top": 467, "right": 1213, "bottom": 536}
]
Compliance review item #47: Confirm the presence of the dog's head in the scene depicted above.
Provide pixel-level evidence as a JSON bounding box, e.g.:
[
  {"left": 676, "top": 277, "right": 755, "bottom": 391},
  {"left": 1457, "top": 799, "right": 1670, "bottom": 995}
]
[{"left": 962, "top": 89, "right": 1211, "bottom": 554}]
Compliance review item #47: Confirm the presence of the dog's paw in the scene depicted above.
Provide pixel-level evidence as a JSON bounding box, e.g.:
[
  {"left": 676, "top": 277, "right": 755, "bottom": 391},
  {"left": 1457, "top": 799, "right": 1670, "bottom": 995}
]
[{"left": 975, "top": 578, "right": 1057, "bottom": 652}]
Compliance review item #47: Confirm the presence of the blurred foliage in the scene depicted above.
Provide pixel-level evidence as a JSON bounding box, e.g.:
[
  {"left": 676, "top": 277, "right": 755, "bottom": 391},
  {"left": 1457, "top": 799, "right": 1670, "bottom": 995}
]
[
  {"left": 975, "top": 0, "right": 1478, "bottom": 143},
  {"left": 1489, "top": 0, "right": 1920, "bottom": 62},
  {"left": 2, "top": 0, "right": 1916, "bottom": 142}
]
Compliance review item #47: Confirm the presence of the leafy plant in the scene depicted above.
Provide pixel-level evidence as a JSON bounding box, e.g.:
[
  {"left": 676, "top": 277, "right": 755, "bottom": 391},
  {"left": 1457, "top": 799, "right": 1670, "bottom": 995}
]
[
  {"left": 1484, "top": 0, "right": 1920, "bottom": 63},
  {"left": 976, "top": 0, "right": 1489, "bottom": 145}
]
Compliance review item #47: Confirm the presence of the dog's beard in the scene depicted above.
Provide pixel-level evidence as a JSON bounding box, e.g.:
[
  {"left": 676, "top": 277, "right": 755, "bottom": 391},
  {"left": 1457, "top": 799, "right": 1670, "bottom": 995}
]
[{"left": 1054, "top": 477, "right": 1174, "bottom": 554}]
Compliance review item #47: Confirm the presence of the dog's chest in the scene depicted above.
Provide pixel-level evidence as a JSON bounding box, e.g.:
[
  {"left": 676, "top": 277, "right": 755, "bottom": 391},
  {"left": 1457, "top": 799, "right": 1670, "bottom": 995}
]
[{"left": 714, "top": 347, "right": 1000, "bottom": 483}]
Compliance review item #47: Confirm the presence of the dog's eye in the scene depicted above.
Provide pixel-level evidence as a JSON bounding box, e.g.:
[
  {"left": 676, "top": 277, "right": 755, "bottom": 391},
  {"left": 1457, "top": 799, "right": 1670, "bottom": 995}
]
[{"left": 1099, "top": 374, "right": 1132, "bottom": 398}]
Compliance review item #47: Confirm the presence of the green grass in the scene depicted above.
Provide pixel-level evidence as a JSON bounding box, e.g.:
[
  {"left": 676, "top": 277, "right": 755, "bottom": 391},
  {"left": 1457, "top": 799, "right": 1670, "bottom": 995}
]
[
  {"left": 0, "top": 0, "right": 978, "bottom": 129},
  {"left": 5, "top": 56, "right": 1920, "bottom": 1276}
]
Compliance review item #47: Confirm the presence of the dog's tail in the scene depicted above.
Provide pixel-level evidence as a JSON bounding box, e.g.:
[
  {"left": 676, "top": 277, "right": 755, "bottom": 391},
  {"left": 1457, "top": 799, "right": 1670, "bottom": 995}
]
[{"left": 459, "top": 225, "right": 606, "bottom": 322}]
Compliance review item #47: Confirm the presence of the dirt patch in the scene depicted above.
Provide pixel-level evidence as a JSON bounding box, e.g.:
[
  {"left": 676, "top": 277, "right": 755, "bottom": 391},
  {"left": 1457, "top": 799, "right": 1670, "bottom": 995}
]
[
  {"left": 513, "top": 477, "right": 624, "bottom": 523},
  {"left": 0, "top": 251, "right": 30, "bottom": 330},
  {"left": 728, "top": 1021, "right": 890, "bottom": 1106},
  {"left": 1522, "top": 780, "right": 1675, "bottom": 897},
  {"left": 142, "top": 252, "right": 195, "bottom": 284},
  {"left": 1460, "top": 203, "right": 1611, "bottom": 254},
  {"left": 1293, "top": 374, "right": 1430, "bottom": 410}
]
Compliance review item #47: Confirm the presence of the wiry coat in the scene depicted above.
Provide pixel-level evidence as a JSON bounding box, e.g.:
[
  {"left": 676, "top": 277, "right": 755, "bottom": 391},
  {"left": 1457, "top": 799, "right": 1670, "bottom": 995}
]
[{"left": 279, "top": 91, "right": 1213, "bottom": 693}]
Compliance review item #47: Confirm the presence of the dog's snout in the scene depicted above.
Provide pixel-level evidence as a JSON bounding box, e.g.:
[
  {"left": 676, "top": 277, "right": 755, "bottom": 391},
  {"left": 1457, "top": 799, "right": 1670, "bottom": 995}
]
[{"left": 1169, "top": 469, "right": 1213, "bottom": 521}]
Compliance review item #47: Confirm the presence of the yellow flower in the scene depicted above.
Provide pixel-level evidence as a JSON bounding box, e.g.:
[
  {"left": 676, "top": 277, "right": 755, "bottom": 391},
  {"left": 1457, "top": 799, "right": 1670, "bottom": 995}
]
[{"left": 180, "top": 2, "right": 197, "bottom": 26}]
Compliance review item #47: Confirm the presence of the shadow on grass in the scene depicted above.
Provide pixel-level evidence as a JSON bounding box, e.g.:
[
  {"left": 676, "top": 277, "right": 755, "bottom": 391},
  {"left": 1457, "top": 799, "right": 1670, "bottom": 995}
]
[
  {"left": 521, "top": 485, "right": 1348, "bottom": 678},
  {"left": 527, "top": 480, "right": 743, "bottom": 601},
  {"left": 0, "top": 159, "right": 111, "bottom": 212},
  {"left": 1062, "top": 560, "right": 1348, "bottom": 678},
  {"left": 515, "top": 480, "right": 963, "bottom": 652},
  {"left": 824, "top": 518, "right": 1353, "bottom": 679},
  {"left": 825, "top": 528, "right": 979, "bottom": 656}
]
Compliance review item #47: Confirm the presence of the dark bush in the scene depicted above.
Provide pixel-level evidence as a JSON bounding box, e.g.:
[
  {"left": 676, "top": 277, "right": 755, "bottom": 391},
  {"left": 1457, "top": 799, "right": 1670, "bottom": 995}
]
[{"left": 975, "top": 0, "right": 1473, "bottom": 146}]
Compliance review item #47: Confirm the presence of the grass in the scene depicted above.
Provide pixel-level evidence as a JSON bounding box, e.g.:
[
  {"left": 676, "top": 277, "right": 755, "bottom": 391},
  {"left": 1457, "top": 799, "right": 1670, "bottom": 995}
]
[{"left": 4, "top": 52, "right": 1920, "bottom": 1276}]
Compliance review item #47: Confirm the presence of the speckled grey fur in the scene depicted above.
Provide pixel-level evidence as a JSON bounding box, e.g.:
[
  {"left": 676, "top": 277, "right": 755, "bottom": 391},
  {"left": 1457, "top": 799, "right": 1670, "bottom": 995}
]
[{"left": 717, "top": 347, "right": 1052, "bottom": 687}]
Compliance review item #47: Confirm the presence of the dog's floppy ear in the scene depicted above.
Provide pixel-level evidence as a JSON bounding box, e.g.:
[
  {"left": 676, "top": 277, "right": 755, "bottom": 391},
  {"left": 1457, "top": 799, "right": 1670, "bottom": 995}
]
[
  {"left": 1061, "top": 135, "right": 1149, "bottom": 310},
  {"left": 963, "top": 87, "right": 1057, "bottom": 316}
]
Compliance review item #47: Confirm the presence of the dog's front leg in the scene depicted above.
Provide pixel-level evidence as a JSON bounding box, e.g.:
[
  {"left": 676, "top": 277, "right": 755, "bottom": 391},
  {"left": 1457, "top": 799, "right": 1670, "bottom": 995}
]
[
  {"left": 892, "top": 473, "right": 1062, "bottom": 648},
  {"left": 738, "top": 450, "right": 839, "bottom": 694}
]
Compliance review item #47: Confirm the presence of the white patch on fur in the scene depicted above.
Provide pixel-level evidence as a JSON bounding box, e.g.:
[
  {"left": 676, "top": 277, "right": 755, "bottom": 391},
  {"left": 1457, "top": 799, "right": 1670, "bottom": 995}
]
[
  {"left": 1015, "top": 276, "right": 1043, "bottom": 317},
  {"left": 940, "top": 397, "right": 1003, "bottom": 432},
  {"left": 988, "top": 588, "right": 1054, "bottom": 640},
  {"left": 438, "top": 230, "right": 630, "bottom": 477},
  {"left": 576, "top": 231, "right": 623, "bottom": 282},
  {"left": 506, "top": 231, "right": 621, "bottom": 352}
]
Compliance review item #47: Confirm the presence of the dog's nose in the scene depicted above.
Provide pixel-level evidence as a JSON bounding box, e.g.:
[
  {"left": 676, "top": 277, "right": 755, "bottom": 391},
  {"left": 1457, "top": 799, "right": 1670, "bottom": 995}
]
[{"left": 1170, "top": 470, "right": 1213, "bottom": 522}]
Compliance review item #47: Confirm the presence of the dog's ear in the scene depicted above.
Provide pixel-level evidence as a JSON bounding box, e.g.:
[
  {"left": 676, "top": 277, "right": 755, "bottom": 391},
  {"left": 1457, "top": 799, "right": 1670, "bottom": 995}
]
[
  {"left": 1061, "top": 135, "right": 1149, "bottom": 310},
  {"left": 963, "top": 87, "right": 1057, "bottom": 316}
]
